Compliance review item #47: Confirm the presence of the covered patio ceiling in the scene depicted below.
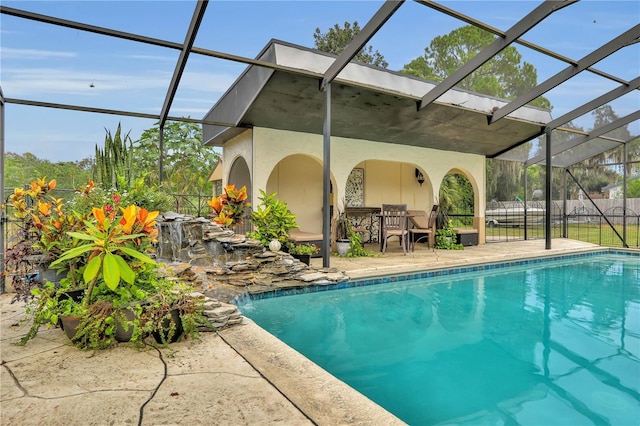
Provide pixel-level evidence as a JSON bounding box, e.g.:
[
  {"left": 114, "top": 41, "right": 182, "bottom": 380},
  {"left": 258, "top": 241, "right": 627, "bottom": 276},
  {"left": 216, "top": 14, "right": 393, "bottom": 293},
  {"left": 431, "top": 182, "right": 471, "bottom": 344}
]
[
  {"left": 202, "top": 40, "right": 551, "bottom": 157},
  {"left": 1, "top": 0, "right": 638, "bottom": 170}
]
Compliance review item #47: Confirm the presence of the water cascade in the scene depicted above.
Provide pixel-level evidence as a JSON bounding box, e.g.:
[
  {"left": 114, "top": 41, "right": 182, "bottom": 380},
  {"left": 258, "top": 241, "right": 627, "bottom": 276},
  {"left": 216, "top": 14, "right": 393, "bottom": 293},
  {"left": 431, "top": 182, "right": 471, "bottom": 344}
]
[{"left": 156, "top": 212, "right": 262, "bottom": 265}]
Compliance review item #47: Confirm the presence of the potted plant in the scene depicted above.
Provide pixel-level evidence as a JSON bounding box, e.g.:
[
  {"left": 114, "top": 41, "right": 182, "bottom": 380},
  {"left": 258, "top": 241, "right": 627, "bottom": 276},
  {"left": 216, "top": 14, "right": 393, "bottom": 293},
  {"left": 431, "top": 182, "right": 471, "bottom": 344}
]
[
  {"left": 140, "top": 278, "right": 209, "bottom": 346},
  {"left": 2, "top": 177, "right": 81, "bottom": 301},
  {"left": 287, "top": 242, "right": 319, "bottom": 265},
  {"left": 248, "top": 190, "right": 298, "bottom": 248},
  {"left": 435, "top": 219, "right": 464, "bottom": 250},
  {"left": 333, "top": 208, "right": 351, "bottom": 257},
  {"left": 17, "top": 202, "right": 159, "bottom": 347},
  {"left": 49, "top": 204, "right": 158, "bottom": 309}
]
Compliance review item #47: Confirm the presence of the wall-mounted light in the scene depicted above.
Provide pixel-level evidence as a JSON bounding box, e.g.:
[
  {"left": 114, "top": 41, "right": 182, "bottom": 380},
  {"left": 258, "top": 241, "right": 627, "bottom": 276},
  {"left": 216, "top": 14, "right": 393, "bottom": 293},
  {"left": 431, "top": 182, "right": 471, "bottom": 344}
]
[{"left": 415, "top": 168, "right": 425, "bottom": 186}]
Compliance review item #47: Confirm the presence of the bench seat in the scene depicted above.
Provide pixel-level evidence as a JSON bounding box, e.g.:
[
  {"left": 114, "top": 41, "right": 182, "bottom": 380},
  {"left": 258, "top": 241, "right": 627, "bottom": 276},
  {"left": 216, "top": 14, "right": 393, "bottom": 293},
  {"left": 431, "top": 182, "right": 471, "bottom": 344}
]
[{"left": 453, "top": 228, "right": 478, "bottom": 246}]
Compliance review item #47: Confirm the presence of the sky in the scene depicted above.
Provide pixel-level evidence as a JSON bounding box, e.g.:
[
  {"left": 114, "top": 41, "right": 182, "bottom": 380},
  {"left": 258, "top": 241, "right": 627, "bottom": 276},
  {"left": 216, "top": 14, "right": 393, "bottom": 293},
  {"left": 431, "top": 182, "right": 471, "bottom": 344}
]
[{"left": 1, "top": 0, "right": 639, "bottom": 163}]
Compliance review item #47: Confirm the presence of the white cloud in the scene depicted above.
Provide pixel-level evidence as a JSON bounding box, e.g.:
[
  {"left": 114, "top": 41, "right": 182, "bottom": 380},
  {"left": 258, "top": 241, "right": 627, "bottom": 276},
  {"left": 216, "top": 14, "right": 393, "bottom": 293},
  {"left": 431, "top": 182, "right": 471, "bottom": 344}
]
[
  {"left": 0, "top": 47, "right": 76, "bottom": 59},
  {"left": 124, "top": 54, "right": 177, "bottom": 62},
  {"left": 2, "top": 65, "right": 238, "bottom": 98}
]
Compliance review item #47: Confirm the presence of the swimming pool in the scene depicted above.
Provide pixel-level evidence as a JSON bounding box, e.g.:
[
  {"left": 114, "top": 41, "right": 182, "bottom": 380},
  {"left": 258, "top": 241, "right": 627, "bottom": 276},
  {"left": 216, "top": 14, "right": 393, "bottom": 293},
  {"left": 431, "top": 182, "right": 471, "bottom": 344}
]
[{"left": 238, "top": 251, "right": 640, "bottom": 425}]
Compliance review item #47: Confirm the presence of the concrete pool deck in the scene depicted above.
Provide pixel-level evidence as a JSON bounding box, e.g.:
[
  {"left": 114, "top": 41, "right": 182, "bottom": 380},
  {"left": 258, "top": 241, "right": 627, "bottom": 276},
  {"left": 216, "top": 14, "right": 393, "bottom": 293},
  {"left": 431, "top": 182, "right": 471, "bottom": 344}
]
[{"left": 1, "top": 239, "right": 618, "bottom": 425}]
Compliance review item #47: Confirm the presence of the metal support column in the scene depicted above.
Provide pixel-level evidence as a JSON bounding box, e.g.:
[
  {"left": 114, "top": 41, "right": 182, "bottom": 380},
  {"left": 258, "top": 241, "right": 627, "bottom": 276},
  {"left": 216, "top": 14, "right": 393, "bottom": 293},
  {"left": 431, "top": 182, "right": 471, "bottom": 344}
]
[
  {"left": 524, "top": 166, "right": 528, "bottom": 240},
  {"left": 562, "top": 168, "right": 568, "bottom": 238},
  {"left": 322, "top": 83, "right": 331, "bottom": 267},
  {"left": 545, "top": 129, "right": 552, "bottom": 249},
  {"left": 0, "top": 87, "right": 5, "bottom": 293},
  {"left": 159, "top": 124, "right": 165, "bottom": 183},
  {"left": 623, "top": 142, "right": 627, "bottom": 246}
]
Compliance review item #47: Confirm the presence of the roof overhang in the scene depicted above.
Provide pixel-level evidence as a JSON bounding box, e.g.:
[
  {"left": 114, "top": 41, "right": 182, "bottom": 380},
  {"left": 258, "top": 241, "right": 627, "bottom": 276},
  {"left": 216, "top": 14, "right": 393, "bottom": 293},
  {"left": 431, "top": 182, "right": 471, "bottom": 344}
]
[{"left": 202, "top": 40, "right": 551, "bottom": 157}]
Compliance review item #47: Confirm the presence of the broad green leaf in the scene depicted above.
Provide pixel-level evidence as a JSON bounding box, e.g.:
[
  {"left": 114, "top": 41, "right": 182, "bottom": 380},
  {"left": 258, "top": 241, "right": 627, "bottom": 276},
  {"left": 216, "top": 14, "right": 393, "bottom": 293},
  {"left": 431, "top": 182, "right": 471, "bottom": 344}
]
[
  {"left": 50, "top": 244, "right": 94, "bottom": 266},
  {"left": 66, "top": 231, "right": 99, "bottom": 241},
  {"left": 113, "top": 254, "right": 135, "bottom": 284},
  {"left": 83, "top": 221, "right": 104, "bottom": 235},
  {"left": 112, "top": 233, "right": 147, "bottom": 242},
  {"left": 102, "top": 253, "right": 120, "bottom": 290},
  {"left": 83, "top": 255, "right": 102, "bottom": 283},
  {"left": 119, "top": 246, "right": 156, "bottom": 264}
]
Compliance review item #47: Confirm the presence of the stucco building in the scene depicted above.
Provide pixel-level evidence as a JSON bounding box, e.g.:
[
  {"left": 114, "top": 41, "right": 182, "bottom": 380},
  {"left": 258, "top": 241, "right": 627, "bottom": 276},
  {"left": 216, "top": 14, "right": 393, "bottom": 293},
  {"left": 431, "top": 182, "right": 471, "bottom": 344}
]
[{"left": 202, "top": 40, "right": 552, "bottom": 246}]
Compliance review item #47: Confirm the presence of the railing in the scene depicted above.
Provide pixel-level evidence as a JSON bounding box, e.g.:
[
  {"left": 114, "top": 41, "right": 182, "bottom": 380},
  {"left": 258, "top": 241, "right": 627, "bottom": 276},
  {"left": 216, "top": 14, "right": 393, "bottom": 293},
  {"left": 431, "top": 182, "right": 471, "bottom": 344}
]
[
  {"left": 482, "top": 200, "right": 640, "bottom": 248},
  {"left": 169, "top": 193, "right": 211, "bottom": 217}
]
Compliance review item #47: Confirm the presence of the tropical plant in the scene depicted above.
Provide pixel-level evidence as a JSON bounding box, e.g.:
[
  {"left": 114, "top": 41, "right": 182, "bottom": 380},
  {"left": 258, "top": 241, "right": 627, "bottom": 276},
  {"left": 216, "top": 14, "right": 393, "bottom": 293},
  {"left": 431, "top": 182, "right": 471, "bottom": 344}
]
[
  {"left": 49, "top": 204, "right": 159, "bottom": 309},
  {"left": 94, "top": 123, "right": 134, "bottom": 190},
  {"left": 333, "top": 208, "right": 351, "bottom": 241},
  {"left": 68, "top": 176, "right": 173, "bottom": 215},
  {"left": 207, "top": 184, "right": 250, "bottom": 230},
  {"left": 345, "top": 229, "right": 372, "bottom": 257},
  {"left": 248, "top": 190, "right": 298, "bottom": 247},
  {"left": 2, "top": 177, "right": 88, "bottom": 301},
  {"left": 140, "top": 279, "right": 210, "bottom": 346},
  {"left": 435, "top": 219, "right": 463, "bottom": 250}
]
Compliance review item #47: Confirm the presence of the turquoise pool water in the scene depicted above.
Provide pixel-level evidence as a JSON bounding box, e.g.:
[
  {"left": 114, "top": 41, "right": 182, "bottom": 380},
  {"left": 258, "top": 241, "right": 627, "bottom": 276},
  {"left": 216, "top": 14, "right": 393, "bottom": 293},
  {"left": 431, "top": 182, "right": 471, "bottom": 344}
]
[{"left": 239, "top": 253, "right": 640, "bottom": 425}]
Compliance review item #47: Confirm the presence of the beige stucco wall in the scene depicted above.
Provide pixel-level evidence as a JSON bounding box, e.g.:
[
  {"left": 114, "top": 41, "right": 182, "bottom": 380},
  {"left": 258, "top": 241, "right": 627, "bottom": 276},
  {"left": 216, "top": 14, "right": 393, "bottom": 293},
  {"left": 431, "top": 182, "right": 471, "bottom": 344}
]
[
  {"left": 221, "top": 129, "right": 253, "bottom": 188},
  {"left": 245, "top": 127, "right": 486, "bottom": 240}
]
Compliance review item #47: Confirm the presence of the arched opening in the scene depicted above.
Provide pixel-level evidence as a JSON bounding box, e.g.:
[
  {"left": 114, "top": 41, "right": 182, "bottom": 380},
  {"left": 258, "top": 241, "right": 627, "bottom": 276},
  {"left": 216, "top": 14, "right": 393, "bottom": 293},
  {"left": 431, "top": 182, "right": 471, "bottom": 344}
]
[
  {"left": 228, "top": 156, "right": 251, "bottom": 200},
  {"left": 438, "top": 170, "right": 476, "bottom": 230},
  {"left": 266, "top": 154, "right": 328, "bottom": 233}
]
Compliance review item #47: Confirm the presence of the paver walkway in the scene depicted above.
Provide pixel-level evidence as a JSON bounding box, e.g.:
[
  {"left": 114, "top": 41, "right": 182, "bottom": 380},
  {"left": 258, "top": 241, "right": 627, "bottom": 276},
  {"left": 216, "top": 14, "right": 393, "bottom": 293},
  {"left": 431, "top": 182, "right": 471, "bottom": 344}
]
[{"left": 1, "top": 239, "right": 610, "bottom": 425}]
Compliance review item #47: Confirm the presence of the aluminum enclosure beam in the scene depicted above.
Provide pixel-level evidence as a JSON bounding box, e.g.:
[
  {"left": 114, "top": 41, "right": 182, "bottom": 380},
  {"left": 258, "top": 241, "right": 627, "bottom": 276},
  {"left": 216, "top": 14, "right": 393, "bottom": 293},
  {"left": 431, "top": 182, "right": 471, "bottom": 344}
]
[
  {"left": 414, "top": 0, "right": 636, "bottom": 88},
  {"left": 526, "top": 110, "right": 640, "bottom": 166},
  {"left": 418, "top": 0, "right": 575, "bottom": 110},
  {"left": 0, "top": 6, "right": 320, "bottom": 80},
  {"left": 545, "top": 76, "right": 640, "bottom": 131},
  {"left": 159, "top": 0, "right": 208, "bottom": 127},
  {"left": 320, "top": 0, "right": 404, "bottom": 91},
  {"left": 3, "top": 98, "right": 236, "bottom": 127},
  {"left": 0, "top": 6, "right": 183, "bottom": 50},
  {"left": 490, "top": 24, "right": 640, "bottom": 124}
]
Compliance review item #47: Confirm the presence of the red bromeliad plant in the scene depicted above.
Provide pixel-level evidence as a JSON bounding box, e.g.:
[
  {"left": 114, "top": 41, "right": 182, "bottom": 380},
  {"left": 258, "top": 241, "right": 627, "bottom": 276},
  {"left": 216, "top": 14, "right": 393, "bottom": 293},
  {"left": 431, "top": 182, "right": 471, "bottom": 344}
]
[
  {"left": 207, "top": 184, "right": 250, "bottom": 230},
  {"left": 50, "top": 204, "right": 159, "bottom": 308}
]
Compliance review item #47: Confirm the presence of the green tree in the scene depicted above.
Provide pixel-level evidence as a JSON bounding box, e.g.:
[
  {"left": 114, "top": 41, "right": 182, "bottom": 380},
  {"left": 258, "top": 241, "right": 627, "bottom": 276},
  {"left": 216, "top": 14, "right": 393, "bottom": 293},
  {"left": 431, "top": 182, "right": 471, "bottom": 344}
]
[
  {"left": 313, "top": 21, "right": 388, "bottom": 68},
  {"left": 402, "top": 25, "right": 552, "bottom": 202},
  {"left": 133, "top": 121, "right": 220, "bottom": 195},
  {"left": 4, "top": 152, "right": 93, "bottom": 192},
  {"left": 628, "top": 178, "right": 640, "bottom": 198},
  {"left": 401, "top": 25, "right": 550, "bottom": 109}
]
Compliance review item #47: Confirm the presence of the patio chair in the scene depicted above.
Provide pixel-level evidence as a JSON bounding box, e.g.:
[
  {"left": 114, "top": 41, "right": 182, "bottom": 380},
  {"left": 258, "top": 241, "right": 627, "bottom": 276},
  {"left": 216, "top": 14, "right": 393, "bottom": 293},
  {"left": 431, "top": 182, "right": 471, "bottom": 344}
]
[
  {"left": 381, "top": 204, "right": 409, "bottom": 254},
  {"left": 408, "top": 205, "right": 438, "bottom": 251}
]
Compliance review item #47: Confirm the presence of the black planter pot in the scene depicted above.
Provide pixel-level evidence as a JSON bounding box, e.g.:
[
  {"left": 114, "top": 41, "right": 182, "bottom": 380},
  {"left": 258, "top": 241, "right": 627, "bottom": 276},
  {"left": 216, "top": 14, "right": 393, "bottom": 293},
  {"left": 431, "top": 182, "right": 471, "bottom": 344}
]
[
  {"left": 57, "top": 290, "right": 85, "bottom": 331},
  {"left": 152, "top": 309, "right": 183, "bottom": 344},
  {"left": 59, "top": 289, "right": 84, "bottom": 302},
  {"left": 60, "top": 315, "right": 82, "bottom": 341},
  {"left": 114, "top": 308, "right": 137, "bottom": 343},
  {"left": 291, "top": 253, "right": 311, "bottom": 265}
]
